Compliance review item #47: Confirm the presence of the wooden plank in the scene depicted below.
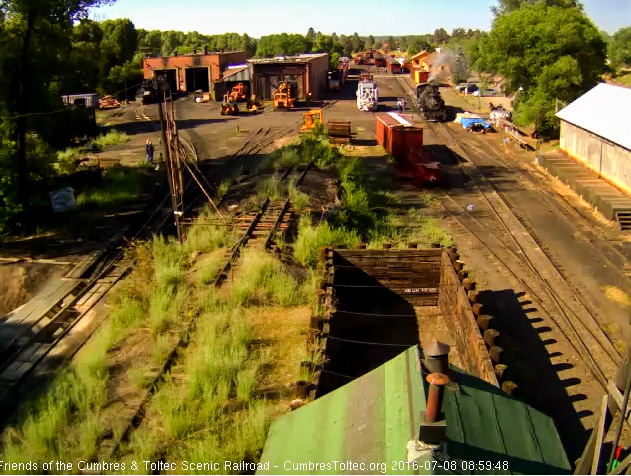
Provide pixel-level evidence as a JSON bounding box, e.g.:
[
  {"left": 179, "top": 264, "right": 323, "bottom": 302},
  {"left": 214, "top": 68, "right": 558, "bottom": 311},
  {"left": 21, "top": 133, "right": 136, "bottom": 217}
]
[
  {"left": 2, "top": 280, "right": 78, "bottom": 325},
  {"left": 0, "top": 360, "right": 32, "bottom": 382},
  {"left": 66, "top": 248, "right": 107, "bottom": 279},
  {"left": 607, "top": 379, "right": 631, "bottom": 424},
  {"left": 591, "top": 394, "right": 609, "bottom": 474}
]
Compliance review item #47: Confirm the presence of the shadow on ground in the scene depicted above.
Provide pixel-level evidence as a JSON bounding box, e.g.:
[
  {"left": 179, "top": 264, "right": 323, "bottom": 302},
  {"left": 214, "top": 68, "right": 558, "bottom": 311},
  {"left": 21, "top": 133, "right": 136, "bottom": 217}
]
[{"left": 477, "top": 288, "right": 590, "bottom": 463}]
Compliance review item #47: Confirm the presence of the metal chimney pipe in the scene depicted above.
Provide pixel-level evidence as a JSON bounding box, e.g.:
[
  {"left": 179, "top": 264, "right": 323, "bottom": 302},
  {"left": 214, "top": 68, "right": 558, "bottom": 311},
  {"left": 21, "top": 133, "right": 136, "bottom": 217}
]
[
  {"left": 424, "top": 340, "right": 450, "bottom": 375},
  {"left": 425, "top": 373, "right": 449, "bottom": 423}
]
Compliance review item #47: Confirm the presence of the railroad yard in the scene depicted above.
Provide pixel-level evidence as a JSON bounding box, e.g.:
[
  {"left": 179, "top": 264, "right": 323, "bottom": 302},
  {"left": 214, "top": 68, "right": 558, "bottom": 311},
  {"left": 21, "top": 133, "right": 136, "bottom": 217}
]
[{"left": 2, "top": 58, "right": 631, "bottom": 474}]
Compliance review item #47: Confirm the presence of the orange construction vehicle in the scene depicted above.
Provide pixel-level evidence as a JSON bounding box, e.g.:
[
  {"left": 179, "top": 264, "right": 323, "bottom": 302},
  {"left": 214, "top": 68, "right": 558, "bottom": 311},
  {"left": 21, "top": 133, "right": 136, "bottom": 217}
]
[
  {"left": 273, "top": 81, "right": 297, "bottom": 110},
  {"left": 230, "top": 83, "right": 247, "bottom": 101},
  {"left": 220, "top": 93, "right": 239, "bottom": 115},
  {"left": 301, "top": 109, "right": 323, "bottom": 131}
]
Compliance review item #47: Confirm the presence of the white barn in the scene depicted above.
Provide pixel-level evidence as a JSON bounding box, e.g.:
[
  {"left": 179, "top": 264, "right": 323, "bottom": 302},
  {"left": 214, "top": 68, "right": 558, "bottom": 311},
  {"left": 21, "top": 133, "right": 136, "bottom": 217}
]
[{"left": 556, "top": 83, "right": 631, "bottom": 195}]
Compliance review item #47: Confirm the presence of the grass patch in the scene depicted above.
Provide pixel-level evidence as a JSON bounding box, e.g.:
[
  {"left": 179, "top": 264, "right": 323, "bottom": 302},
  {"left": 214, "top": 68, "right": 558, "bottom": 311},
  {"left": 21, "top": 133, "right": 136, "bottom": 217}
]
[
  {"left": 288, "top": 181, "right": 309, "bottom": 213},
  {"left": 419, "top": 191, "right": 439, "bottom": 207},
  {"left": 55, "top": 147, "right": 83, "bottom": 174},
  {"left": 0, "top": 326, "right": 110, "bottom": 464},
  {"left": 231, "top": 248, "right": 310, "bottom": 307},
  {"left": 294, "top": 215, "right": 360, "bottom": 268},
  {"left": 91, "top": 130, "right": 129, "bottom": 150},
  {"left": 152, "top": 334, "right": 173, "bottom": 365},
  {"left": 127, "top": 363, "right": 154, "bottom": 389},
  {"left": 76, "top": 165, "right": 142, "bottom": 210},
  {"left": 216, "top": 179, "right": 231, "bottom": 201},
  {"left": 258, "top": 173, "right": 285, "bottom": 201}
]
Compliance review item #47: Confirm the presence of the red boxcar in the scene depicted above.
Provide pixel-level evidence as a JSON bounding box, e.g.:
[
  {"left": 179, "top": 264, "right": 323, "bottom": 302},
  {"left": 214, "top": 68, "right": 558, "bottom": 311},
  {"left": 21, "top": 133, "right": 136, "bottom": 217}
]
[
  {"left": 376, "top": 113, "right": 423, "bottom": 159},
  {"left": 385, "top": 56, "right": 402, "bottom": 74},
  {"left": 376, "top": 113, "right": 442, "bottom": 184}
]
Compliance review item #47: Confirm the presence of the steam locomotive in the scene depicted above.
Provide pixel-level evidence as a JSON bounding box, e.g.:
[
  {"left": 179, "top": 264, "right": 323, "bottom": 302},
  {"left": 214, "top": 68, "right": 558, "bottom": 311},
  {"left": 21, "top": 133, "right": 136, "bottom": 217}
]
[{"left": 415, "top": 83, "right": 448, "bottom": 122}]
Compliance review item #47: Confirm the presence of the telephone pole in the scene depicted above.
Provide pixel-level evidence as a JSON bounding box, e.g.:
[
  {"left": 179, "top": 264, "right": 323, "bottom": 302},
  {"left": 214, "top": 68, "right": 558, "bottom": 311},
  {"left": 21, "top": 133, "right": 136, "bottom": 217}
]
[{"left": 156, "top": 76, "right": 182, "bottom": 242}]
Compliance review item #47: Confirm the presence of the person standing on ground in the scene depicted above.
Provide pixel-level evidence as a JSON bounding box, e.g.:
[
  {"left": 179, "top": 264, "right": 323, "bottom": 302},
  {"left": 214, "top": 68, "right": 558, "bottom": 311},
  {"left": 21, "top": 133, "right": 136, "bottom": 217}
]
[
  {"left": 146, "top": 139, "right": 154, "bottom": 164},
  {"left": 397, "top": 98, "right": 403, "bottom": 114}
]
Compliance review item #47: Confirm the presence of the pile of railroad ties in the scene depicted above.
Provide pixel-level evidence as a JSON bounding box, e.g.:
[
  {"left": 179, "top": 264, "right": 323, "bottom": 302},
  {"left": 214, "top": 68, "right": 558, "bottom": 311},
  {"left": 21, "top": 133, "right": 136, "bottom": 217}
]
[{"left": 99, "top": 95, "right": 121, "bottom": 109}]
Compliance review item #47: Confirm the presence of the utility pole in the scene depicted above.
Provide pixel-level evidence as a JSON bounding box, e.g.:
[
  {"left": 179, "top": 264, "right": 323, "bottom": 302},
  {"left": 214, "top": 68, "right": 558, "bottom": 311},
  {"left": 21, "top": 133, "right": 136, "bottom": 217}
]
[{"left": 156, "top": 76, "right": 182, "bottom": 242}]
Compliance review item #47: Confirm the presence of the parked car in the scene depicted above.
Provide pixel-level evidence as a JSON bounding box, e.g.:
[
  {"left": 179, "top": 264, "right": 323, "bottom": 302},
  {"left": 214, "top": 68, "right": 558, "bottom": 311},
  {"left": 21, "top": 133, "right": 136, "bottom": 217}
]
[
  {"left": 473, "top": 88, "right": 498, "bottom": 97},
  {"left": 463, "top": 84, "right": 479, "bottom": 94},
  {"left": 455, "top": 83, "right": 467, "bottom": 92}
]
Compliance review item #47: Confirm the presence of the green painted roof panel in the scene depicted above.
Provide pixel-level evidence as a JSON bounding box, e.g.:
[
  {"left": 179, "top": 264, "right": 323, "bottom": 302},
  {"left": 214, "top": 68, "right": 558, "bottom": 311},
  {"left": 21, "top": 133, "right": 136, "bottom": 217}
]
[{"left": 258, "top": 347, "right": 571, "bottom": 475}]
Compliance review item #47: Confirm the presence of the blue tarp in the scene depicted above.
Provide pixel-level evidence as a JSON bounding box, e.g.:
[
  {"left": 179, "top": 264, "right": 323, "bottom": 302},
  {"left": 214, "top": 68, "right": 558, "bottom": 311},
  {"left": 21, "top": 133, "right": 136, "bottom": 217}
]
[{"left": 460, "top": 117, "right": 491, "bottom": 129}]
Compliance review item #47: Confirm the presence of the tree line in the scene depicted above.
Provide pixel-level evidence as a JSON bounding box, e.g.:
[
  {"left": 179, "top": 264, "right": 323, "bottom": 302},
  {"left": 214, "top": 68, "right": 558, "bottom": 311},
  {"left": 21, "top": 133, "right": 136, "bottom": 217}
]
[{"left": 0, "top": 0, "right": 629, "bottom": 233}]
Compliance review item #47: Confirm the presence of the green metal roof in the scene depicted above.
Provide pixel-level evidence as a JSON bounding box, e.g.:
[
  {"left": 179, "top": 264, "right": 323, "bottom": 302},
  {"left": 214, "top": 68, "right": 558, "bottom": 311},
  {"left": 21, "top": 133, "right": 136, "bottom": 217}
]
[{"left": 257, "top": 346, "right": 571, "bottom": 475}]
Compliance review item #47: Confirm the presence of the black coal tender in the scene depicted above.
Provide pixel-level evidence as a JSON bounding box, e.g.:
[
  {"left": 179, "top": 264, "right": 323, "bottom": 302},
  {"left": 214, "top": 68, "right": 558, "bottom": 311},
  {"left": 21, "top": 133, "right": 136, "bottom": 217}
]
[{"left": 415, "top": 83, "right": 448, "bottom": 122}]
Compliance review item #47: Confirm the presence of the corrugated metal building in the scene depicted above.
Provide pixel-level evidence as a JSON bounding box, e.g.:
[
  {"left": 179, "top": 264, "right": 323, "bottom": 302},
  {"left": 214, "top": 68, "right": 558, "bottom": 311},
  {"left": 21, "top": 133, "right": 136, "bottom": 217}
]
[
  {"left": 556, "top": 83, "right": 631, "bottom": 195},
  {"left": 248, "top": 53, "right": 329, "bottom": 101},
  {"left": 258, "top": 346, "right": 571, "bottom": 475},
  {"left": 143, "top": 51, "right": 247, "bottom": 94},
  {"left": 61, "top": 93, "right": 99, "bottom": 108}
]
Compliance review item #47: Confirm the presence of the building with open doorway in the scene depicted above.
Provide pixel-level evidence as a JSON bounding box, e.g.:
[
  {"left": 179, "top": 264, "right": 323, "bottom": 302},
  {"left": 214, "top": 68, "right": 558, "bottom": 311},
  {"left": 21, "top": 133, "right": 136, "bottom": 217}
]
[
  {"left": 142, "top": 51, "right": 247, "bottom": 97},
  {"left": 248, "top": 53, "right": 329, "bottom": 101}
]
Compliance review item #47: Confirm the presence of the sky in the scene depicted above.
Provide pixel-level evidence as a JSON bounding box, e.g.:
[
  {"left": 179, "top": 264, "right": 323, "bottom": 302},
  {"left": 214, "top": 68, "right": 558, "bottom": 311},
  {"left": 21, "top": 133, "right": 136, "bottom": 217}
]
[{"left": 91, "top": 0, "right": 631, "bottom": 36}]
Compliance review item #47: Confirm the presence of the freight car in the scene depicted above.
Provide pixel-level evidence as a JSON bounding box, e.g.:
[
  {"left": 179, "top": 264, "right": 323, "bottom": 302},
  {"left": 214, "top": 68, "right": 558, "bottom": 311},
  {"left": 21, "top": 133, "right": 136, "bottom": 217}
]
[{"left": 415, "top": 83, "right": 448, "bottom": 122}]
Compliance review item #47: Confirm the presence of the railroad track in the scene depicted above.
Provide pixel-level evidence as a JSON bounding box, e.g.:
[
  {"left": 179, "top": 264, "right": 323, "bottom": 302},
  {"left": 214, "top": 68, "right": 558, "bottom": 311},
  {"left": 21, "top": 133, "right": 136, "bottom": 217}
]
[
  {"left": 103, "top": 159, "right": 312, "bottom": 461},
  {"left": 381, "top": 74, "right": 622, "bottom": 387},
  {"left": 0, "top": 103, "right": 299, "bottom": 405},
  {"left": 213, "top": 161, "right": 311, "bottom": 286},
  {"left": 427, "top": 121, "right": 621, "bottom": 392}
]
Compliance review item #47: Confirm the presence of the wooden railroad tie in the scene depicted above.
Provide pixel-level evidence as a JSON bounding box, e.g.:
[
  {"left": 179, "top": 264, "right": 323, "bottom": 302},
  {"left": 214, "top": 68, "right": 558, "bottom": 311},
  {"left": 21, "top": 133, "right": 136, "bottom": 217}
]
[
  {"left": 477, "top": 314, "right": 493, "bottom": 331},
  {"left": 489, "top": 346, "right": 503, "bottom": 364},
  {"left": 462, "top": 278, "right": 476, "bottom": 291},
  {"left": 501, "top": 381, "right": 518, "bottom": 396},
  {"left": 484, "top": 329, "right": 500, "bottom": 347},
  {"left": 494, "top": 364, "right": 508, "bottom": 380}
]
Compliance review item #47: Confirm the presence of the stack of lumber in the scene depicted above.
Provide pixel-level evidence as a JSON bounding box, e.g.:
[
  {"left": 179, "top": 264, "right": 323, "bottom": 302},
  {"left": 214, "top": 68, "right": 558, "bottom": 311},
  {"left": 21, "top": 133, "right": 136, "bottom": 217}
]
[
  {"left": 99, "top": 95, "right": 120, "bottom": 109},
  {"left": 327, "top": 120, "right": 352, "bottom": 143}
]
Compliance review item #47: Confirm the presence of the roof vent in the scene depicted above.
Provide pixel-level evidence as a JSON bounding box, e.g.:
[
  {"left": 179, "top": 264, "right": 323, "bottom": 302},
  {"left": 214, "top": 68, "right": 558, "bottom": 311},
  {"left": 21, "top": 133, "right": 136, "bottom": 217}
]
[{"left": 423, "top": 340, "right": 450, "bottom": 375}]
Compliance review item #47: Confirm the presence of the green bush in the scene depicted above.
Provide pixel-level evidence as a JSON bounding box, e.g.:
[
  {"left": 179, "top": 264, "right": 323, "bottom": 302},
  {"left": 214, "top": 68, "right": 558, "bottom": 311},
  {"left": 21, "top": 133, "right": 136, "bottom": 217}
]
[
  {"left": 294, "top": 216, "right": 360, "bottom": 268},
  {"left": 91, "top": 130, "right": 129, "bottom": 150},
  {"left": 55, "top": 148, "right": 82, "bottom": 174}
]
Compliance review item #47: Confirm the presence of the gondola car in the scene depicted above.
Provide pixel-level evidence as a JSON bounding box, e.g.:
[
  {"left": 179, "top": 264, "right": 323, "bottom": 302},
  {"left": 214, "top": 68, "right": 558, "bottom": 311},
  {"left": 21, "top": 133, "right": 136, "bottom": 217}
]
[{"left": 415, "top": 83, "right": 448, "bottom": 122}]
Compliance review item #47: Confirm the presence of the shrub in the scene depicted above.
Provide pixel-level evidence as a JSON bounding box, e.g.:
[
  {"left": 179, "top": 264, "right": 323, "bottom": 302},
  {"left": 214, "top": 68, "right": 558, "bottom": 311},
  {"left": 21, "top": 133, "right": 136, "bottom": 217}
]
[
  {"left": 294, "top": 216, "right": 360, "bottom": 268},
  {"left": 91, "top": 130, "right": 129, "bottom": 150},
  {"left": 55, "top": 148, "right": 82, "bottom": 174}
]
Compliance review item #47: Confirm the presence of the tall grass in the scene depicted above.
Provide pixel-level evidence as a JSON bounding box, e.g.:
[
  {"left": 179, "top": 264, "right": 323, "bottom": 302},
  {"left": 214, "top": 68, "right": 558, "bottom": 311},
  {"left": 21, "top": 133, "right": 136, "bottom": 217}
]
[
  {"left": 76, "top": 165, "right": 142, "bottom": 210},
  {"left": 216, "top": 179, "right": 231, "bottom": 200},
  {"left": 55, "top": 147, "right": 82, "bottom": 174},
  {"left": 294, "top": 215, "right": 360, "bottom": 268},
  {"left": 231, "top": 248, "right": 310, "bottom": 306},
  {"left": 1, "top": 327, "right": 110, "bottom": 465},
  {"left": 91, "top": 130, "right": 129, "bottom": 150}
]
